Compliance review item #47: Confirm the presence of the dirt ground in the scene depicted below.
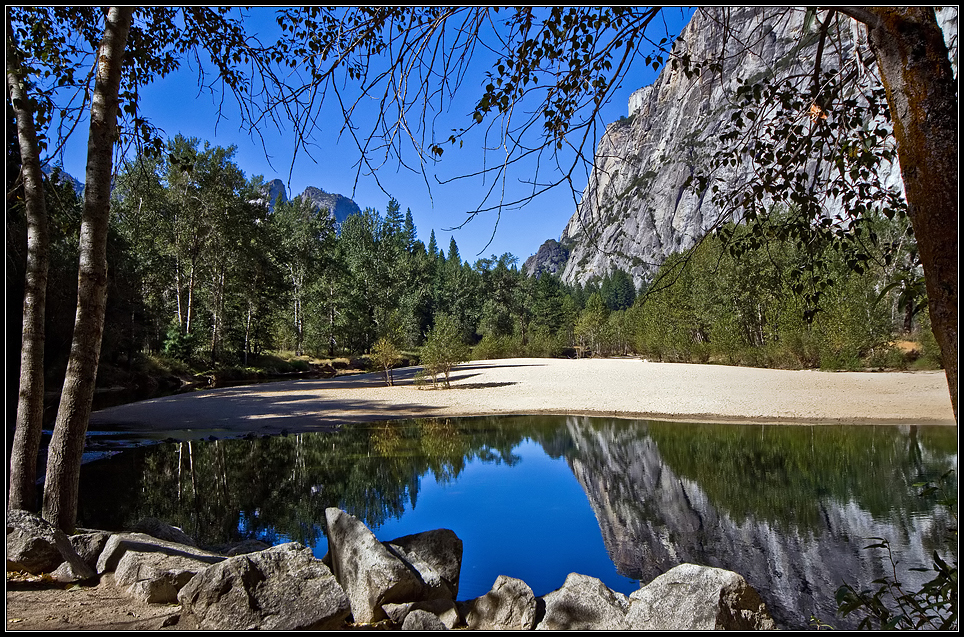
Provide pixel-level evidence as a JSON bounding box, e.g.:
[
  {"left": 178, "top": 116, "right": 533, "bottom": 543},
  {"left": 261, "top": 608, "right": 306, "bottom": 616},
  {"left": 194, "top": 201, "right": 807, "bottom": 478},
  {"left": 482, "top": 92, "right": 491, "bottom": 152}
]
[
  {"left": 6, "top": 572, "right": 181, "bottom": 631},
  {"left": 6, "top": 358, "right": 956, "bottom": 630}
]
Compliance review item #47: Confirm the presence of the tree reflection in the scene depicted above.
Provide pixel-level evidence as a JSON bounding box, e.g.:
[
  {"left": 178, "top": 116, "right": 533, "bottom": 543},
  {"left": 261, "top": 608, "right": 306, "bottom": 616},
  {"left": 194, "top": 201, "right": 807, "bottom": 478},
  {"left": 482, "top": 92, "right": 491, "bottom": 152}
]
[{"left": 76, "top": 416, "right": 956, "bottom": 555}]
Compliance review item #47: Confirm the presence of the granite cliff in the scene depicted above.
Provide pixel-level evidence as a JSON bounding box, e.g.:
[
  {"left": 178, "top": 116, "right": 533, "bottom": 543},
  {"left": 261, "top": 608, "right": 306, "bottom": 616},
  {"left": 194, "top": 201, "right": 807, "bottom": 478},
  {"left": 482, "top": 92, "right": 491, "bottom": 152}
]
[
  {"left": 260, "top": 179, "right": 362, "bottom": 230},
  {"left": 541, "top": 7, "right": 958, "bottom": 288}
]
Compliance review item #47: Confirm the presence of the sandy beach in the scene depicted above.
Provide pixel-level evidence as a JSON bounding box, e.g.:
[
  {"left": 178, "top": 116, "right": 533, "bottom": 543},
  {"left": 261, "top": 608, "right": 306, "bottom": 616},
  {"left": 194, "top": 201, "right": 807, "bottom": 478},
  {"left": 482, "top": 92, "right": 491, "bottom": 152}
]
[{"left": 89, "top": 358, "right": 957, "bottom": 434}]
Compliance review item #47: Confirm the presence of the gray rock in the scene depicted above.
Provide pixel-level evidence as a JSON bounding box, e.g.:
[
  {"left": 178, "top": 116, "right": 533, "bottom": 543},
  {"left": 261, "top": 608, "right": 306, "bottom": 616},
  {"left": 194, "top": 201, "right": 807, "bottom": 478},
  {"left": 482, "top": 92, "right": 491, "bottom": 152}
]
[
  {"left": 385, "top": 599, "right": 461, "bottom": 630},
  {"left": 402, "top": 608, "right": 448, "bottom": 631},
  {"left": 177, "top": 542, "right": 350, "bottom": 630},
  {"left": 524, "top": 239, "right": 570, "bottom": 278},
  {"left": 464, "top": 574, "right": 538, "bottom": 630},
  {"left": 96, "top": 532, "right": 224, "bottom": 603},
  {"left": 626, "top": 563, "right": 776, "bottom": 630},
  {"left": 386, "top": 528, "right": 463, "bottom": 600},
  {"left": 535, "top": 572, "right": 629, "bottom": 631},
  {"left": 68, "top": 531, "right": 110, "bottom": 570},
  {"left": 298, "top": 186, "right": 361, "bottom": 230},
  {"left": 5, "top": 509, "right": 95, "bottom": 581},
  {"left": 132, "top": 517, "right": 196, "bottom": 547},
  {"left": 325, "top": 507, "right": 424, "bottom": 623}
]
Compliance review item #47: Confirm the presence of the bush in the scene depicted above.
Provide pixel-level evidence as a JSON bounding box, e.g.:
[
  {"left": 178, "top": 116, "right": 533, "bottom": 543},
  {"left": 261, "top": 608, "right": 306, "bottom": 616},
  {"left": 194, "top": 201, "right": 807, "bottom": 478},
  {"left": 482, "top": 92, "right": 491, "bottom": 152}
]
[
  {"left": 163, "top": 326, "right": 201, "bottom": 362},
  {"left": 420, "top": 315, "right": 470, "bottom": 388}
]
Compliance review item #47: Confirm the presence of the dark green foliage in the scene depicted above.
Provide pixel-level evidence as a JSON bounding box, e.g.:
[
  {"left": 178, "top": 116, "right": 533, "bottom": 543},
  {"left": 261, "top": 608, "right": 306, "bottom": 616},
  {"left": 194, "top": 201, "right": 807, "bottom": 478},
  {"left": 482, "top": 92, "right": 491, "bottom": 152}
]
[
  {"left": 162, "top": 324, "right": 201, "bottom": 361},
  {"left": 600, "top": 267, "right": 636, "bottom": 311},
  {"left": 633, "top": 208, "right": 927, "bottom": 370}
]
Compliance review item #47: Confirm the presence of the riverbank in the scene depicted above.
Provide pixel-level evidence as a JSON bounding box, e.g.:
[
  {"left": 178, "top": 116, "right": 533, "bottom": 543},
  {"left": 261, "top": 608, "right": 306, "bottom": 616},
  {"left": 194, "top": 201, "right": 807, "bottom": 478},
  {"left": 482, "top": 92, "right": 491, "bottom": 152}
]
[
  {"left": 7, "top": 358, "right": 956, "bottom": 630},
  {"left": 88, "top": 358, "right": 957, "bottom": 435}
]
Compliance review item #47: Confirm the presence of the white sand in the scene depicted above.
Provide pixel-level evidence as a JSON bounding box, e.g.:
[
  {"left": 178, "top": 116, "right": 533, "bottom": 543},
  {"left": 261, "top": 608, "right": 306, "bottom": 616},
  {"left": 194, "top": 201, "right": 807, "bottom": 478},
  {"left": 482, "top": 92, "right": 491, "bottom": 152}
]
[{"left": 91, "top": 358, "right": 957, "bottom": 433}]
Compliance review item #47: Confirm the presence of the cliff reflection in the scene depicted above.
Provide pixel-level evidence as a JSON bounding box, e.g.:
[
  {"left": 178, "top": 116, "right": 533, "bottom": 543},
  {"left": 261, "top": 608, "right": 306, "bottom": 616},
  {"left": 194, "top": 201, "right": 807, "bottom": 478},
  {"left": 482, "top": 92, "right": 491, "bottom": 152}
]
[{"left": 558, "top": 417, "right": 957, "bottom": 629}]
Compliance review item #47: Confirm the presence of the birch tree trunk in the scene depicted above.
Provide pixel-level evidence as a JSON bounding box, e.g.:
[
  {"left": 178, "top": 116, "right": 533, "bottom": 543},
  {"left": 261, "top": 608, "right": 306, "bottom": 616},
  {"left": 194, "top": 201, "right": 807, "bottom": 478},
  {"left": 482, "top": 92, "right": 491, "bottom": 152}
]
[
  {"left": 42, "top": 7, "right": 134, "bottom": 531},
  {"left": 6, "top": 18, "right": 50, "bottom": 511},
  {"left": 847, "top": 7, "right": 959, "bottom": 420}
]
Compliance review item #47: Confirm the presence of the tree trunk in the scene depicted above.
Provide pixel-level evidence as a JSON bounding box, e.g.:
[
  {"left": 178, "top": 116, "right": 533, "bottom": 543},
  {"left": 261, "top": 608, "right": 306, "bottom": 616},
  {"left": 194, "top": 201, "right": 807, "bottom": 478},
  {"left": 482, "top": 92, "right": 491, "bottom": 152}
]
[
  {"left": 42, "top": 7, "right": 134, "bottom": 531},
  {"left": 857, "top": 7, "right": 958, "bottom": 420},
  {"left": 6, "top": 18, "right": 50, "bottom": 511}
]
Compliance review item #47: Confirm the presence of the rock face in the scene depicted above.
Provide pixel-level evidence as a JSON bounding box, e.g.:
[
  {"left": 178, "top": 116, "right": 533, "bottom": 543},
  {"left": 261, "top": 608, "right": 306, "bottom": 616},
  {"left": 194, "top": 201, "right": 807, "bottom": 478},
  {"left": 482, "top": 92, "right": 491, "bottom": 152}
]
[
  {"left": 559, "top": 7, "right": 958, "bottom": 288},
  {"left": 300, "top": 185, "right": 362, "bottom": 229},
  {"left": 260, "top": 178, "right": 288, "bottom": 210},
  {"left": 257, "top": 179, "right": 362, "bottom": 230},
  {"left": 523, "top": 239, "right": 570, "bottom": 279}
]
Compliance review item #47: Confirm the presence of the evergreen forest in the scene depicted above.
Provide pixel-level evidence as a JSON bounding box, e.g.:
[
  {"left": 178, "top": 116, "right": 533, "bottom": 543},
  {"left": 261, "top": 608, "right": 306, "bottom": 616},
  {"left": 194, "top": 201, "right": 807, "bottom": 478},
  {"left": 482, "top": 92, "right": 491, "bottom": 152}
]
[{"left": 6, "top": 134, "right": 940, "bottom": 405}]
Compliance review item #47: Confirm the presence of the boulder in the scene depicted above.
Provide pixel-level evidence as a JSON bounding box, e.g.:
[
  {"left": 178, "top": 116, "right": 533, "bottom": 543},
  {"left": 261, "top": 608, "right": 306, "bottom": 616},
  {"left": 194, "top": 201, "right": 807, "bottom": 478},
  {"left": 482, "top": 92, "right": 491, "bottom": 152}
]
[
  {"left": 385, "top": 528, "right": 463, "bottom": 600},
  {"left": 67, "top": 531, "right": 111, "bottom": 570},
  {"left": 325, "top": 507, "right": 424, "bottom": 623},
  {"left": 402, "top": 608, "right": 448, "bottom": 631},
  {"left": 5, "top": 509, "right": 95, "bottom": 581},
  {"left": 384, "top": 599, "right": 461, "bottom": 630},
  {"left": 96, "top": 532, "right": 225, "bottom": 603},
  {"left": 131, "top": 517, "right": 196, "bottom": 546},
  {"left": 535, "top": 573, "right": 629, "bottom": 630},
  {"left": 463, "top": 574, "right": 538, "bottom": 630},
  {"left": 177, "top": 542, "right": 351, "bottom": 630},
  {"left": 626, "top": 563, "right": 777, "bottom": 630}
]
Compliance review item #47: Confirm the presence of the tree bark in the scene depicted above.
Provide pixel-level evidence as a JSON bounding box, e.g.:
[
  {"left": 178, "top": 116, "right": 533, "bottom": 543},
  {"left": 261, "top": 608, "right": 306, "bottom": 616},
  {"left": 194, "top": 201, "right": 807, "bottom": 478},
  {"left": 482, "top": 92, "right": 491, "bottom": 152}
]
[
  {"left": 42, "top": 7, "right": 134, "bottom": 531},
  {"left": 853, "top": 7, "right": 958, "bottom": 420},
  {"left": 6, "top": 17, "right": 50, "bottom": 511}
]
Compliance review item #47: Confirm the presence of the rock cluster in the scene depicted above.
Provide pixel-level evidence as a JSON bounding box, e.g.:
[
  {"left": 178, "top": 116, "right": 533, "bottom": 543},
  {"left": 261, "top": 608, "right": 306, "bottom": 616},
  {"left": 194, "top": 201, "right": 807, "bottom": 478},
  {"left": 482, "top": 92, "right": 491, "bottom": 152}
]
[{"left": 7, "top": 507, "right": 777, "bottom": 630}]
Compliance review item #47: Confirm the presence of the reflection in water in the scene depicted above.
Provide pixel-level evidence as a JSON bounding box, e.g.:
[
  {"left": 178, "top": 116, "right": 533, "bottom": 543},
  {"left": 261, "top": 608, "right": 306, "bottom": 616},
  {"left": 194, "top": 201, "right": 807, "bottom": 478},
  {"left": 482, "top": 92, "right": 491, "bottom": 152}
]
[{"left": 77, "top": 416, "right": 957, "bottom": 630}]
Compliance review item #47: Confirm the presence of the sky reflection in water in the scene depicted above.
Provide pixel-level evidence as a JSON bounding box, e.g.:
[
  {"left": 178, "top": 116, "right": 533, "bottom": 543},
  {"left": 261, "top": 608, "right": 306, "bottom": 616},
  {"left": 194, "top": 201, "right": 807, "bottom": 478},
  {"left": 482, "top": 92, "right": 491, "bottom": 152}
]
[{"left": 77, "top": 416, "right": 957, "bottom": 630}]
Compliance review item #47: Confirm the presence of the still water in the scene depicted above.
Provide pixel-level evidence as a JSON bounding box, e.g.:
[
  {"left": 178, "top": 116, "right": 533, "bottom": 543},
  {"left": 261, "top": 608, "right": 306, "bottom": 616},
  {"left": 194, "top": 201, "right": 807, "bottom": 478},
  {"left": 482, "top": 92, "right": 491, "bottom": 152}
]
[{"left": 76, "top": 415, "right": 957, "bottom": 630}]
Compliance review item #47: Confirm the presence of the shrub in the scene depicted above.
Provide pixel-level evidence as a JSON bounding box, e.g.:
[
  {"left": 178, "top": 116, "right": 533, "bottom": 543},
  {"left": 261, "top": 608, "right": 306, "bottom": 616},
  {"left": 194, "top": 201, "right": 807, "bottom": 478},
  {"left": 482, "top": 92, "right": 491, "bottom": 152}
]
[
  {"left": 372, "top": 336, "right": 402, "bottom": 386},
  {"left": 421, "top": 314, "right": 470, "bottom": 388},
  {"left": 163, "top": 325, "right": 201, "bottom": 362}
]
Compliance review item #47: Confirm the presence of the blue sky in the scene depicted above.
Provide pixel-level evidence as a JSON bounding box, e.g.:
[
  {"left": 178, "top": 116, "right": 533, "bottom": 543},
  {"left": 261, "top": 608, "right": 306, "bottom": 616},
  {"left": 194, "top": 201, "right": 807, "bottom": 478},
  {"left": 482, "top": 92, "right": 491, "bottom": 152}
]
[{"left": 52, "top": 7, "right": 694, "bottom": 263}]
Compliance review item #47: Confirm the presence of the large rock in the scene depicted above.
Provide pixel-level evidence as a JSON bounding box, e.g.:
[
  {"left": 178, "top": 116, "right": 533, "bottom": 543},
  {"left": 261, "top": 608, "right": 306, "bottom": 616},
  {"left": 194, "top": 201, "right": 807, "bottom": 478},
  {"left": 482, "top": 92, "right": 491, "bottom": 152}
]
[
  {"left": 626, "top": 563, "right": 776, "bottom": 630},
  {"left": 5, "top": 509, "right": 95, "bottom": 581},
  {"left": 463, "top": 574, "right": 538, "bottom": 630},
  {"left": 177, "top": 542, "right": 351, "bottom": 630},
  {"left": 535, "top": 572, "right": 629, "bottom": 630},
  {"left": 67, "top": 531, "right": 111, "bottom": 570},
  {"left": 325, "top": 507, "right": 424, "bottom": 623},
  {"left": 131, "top": 517, "right": 196, "bottom": 547},
  {"left": 96, "top": 532, "right": 225, "bottom": 603},
  {"left": 385, "top": 528, "right": 463, "bottom": 600}
]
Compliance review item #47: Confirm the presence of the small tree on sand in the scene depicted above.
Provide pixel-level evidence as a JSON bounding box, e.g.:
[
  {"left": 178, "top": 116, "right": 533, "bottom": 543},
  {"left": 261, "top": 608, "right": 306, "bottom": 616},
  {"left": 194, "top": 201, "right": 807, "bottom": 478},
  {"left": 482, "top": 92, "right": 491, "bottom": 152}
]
[
  {"left": 420, "top": 314, "right": 470, "bottom": 388},
  {"left": 371, "top": 336, "right": 402, "bottom": 386}
]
